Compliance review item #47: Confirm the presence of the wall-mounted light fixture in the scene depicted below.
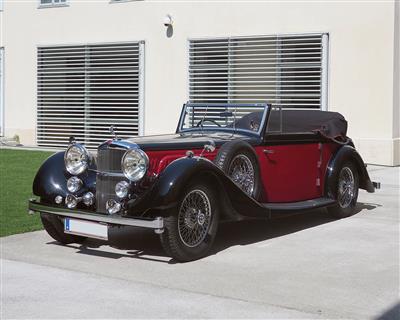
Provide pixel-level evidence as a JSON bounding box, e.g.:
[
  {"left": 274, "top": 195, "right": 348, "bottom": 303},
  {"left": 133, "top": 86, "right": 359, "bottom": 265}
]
[{"left": 163, "top": 14, "right": 173, "bottom": 27}]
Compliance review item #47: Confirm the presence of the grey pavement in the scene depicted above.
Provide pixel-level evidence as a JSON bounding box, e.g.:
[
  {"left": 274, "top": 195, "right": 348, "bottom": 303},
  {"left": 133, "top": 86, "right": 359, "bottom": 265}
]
[{"left": 1, "top": 165, "right": 399, "bottom": 319}]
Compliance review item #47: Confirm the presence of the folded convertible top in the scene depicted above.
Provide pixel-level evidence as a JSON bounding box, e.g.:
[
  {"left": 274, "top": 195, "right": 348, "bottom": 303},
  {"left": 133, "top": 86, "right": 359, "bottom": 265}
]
[{"left": 268, "top": 110, "right": 348, "bottom": 142}]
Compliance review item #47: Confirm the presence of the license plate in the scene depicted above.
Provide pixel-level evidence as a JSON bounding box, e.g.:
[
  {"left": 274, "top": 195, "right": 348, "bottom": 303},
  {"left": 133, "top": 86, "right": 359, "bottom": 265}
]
[{"left": 64, "top": 218, "right": 108, "bottom": 240}]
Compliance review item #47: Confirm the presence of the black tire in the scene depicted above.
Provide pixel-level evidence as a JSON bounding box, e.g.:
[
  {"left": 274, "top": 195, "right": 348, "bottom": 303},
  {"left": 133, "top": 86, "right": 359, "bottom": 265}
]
[
  {"left": 328, "top": 162, "right": 359, "bottom": 219},
  {"left": 160, "top": 183, "right": 219, "bottom": 262},
  {"left": 40, "top": 213, "right": 86, "bottom": 244},
  {"left": 213, "top": 140, "right": 262, "bottom": 200}
]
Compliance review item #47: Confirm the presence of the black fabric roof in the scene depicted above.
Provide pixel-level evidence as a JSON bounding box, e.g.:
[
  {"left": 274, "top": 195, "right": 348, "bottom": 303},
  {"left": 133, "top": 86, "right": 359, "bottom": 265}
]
[{"left": 267, "top": 110, "right": 348, "bottom": 141}]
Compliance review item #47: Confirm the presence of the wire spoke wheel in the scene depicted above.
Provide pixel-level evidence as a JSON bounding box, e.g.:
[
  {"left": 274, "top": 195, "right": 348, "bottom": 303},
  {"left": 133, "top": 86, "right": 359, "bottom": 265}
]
[
  {"left": 338, "top": 166, "right": 355, "bottom": 208},
  {"left": 228, "top": 154, "right": 255, "bottom": 196},
  {"left": 178, "top": 189, "right": 212, "bottom": 248}
]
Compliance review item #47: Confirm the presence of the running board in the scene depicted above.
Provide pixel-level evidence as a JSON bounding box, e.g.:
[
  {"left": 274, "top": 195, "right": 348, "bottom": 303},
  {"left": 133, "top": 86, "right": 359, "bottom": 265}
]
[{"left": 262, "top": 197, "right": 336, "bottom": 211}]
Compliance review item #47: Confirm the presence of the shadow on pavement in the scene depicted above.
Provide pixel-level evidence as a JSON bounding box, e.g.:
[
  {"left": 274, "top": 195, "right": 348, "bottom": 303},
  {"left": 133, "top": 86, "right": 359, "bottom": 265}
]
[
  {"left": 48, "top": 201, "right": 381, "bottom": 263},
  {"left": 375, "top": 301, "right": 400, "bottom": 320},
  {"left": 353, "top": 202, "right": 382, "bottom": 214}
]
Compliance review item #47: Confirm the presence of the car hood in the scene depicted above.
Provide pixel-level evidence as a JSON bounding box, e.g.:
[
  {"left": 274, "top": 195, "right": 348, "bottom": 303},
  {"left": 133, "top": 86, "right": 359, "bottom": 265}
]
[{"left": 100, "top": 132, "right": 261, "bottom": 151}]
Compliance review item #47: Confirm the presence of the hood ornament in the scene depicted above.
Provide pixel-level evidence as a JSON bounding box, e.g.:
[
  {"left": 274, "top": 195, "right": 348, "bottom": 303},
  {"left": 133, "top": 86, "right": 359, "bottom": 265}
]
[
  {"left": 109, "top": 125, "right": 118, "bottom": 140},
  {"left": 68, "top": 136, "right": 76, "bottom": 145}
]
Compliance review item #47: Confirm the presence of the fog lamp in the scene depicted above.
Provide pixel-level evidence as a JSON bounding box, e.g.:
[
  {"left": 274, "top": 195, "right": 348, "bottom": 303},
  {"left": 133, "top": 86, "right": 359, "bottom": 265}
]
[
  {"left": 67, "top": 176, "right": 82, "bottom": 193},
  {"left": 106, "top": 199, "right": 121, "bottom": 215},
  {"left": 82, "top": 192, "right": 94, "bottom": 206},
  {"left": 55, "top": 195, "right": 63, "bottom": 204},
  {"left": 65, "top": 194, "right": 78, "bottom": 209},
  {"left": 115, "top": 181, "right": 129, "bottom": 199}
]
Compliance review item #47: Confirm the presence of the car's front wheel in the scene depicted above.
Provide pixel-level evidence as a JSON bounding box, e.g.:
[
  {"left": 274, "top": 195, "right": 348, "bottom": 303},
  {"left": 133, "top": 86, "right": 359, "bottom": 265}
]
[
  {"left": 328, "top": 162, "right": 359, "bottom": 219},
  {"left": 214, "top": 140, "right": 262, "bottom": 200},
  {"left": 160, "top": 183, "right": 219, "bottom": 262},
  {"left": 40, "top": 213, "right": 86, "bottom": 244}
]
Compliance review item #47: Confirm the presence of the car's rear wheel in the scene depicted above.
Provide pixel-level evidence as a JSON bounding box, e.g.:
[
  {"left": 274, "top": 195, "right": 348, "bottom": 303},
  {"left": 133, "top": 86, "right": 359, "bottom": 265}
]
[
  {"left": 160, "top": 183, "right": 219, "bottom": 262},
  {"left": 40, "top": 213, "right": 86, "bottom": 244},
  {"left": 328, "top": 162, "right": 359, "bottom": 219},
  {"left": 214, "top": 140, "right": 262, "bottom": 200}
]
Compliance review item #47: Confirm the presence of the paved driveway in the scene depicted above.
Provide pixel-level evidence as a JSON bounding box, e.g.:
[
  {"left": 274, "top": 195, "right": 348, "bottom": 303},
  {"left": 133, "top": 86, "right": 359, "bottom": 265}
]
[{"left": 1, "top": 165, "right": 399, "bottom": 319}]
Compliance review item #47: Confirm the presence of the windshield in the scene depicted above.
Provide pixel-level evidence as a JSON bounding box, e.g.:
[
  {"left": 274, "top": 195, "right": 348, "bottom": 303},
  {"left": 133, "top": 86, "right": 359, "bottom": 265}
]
[{"left": 178, "top": 103, "right": 268, "bottom": 135}]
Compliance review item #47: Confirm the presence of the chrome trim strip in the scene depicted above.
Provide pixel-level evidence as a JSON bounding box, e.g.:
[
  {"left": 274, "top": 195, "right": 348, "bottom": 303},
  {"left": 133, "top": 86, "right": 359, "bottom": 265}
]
[
  {"left": 28, "top": 199, "right": 163, "bottom": 229},
  {"left": 88, "top": 168, "right": 125, "bottom": 178}
]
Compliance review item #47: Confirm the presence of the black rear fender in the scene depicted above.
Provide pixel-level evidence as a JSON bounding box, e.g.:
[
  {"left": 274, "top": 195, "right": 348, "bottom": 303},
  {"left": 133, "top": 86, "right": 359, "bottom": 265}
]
[{"left": 324, "top": 145, "right": 375, "bottom": 199}]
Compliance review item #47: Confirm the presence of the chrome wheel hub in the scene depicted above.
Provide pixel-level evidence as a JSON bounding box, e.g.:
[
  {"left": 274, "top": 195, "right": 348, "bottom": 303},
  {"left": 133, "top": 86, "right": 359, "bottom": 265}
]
[
  {"left": 338, "top": 167, "right": 355, "bottom": 208},
  {"left": 178, "top": 189, "right": 212, "bottom": 248},
  {"left": 228, "top": 154, "right": 255, "bottom": 196}
]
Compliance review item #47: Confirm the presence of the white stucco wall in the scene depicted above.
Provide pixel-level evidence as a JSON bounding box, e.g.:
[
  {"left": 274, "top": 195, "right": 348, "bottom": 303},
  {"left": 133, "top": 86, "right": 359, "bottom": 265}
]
[{"left": 1, "top": 0, "right": 399, "bottom": 165}]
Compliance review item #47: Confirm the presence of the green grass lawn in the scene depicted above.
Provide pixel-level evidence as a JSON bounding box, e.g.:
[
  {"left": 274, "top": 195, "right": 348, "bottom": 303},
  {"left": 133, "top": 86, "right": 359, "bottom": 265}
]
[{"left": 0, "top": 149, "right": 54, "bottom": 237}]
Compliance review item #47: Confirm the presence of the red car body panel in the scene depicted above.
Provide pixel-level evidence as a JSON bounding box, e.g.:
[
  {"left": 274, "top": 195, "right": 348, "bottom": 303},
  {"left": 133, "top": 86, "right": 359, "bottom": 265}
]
[
  {"left": 146, "top": 149, "right": 217, "bottom": 176},
  {"left": 254, "top": 143, "right": 340, "bottom": 203},
  {"left": 145, "top": 142, "right": 341, "bottom": 203}
]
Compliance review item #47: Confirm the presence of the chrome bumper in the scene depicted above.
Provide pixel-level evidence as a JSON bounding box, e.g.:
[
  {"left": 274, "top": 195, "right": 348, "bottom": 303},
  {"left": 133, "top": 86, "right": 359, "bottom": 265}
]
[{"left": 28, "top": 199, "right": 164, "bottom": 232}]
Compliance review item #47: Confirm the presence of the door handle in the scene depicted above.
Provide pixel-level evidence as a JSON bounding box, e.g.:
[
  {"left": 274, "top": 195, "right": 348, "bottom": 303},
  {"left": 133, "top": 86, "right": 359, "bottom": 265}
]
[{"left": 263, "top": 149, "right": 275, "bottom": 154}]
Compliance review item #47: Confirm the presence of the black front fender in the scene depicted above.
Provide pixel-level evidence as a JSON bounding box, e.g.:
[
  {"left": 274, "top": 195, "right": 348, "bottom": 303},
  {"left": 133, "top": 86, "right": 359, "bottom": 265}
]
[
  {"left": 127, "top": 156, "right": 269, "bottom": 219},
  {"left": 33, "top": 151, "right": 96, "bottom": 203},
  {"left": 324, "top": 145, "right": 375, "bottom": 199}
]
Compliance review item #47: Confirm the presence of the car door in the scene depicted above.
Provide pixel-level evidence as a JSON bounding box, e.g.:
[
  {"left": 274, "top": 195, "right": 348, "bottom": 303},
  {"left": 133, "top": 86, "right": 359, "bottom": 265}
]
[{"left": 255, "top": 135, "right": 321, "bottom": 203}]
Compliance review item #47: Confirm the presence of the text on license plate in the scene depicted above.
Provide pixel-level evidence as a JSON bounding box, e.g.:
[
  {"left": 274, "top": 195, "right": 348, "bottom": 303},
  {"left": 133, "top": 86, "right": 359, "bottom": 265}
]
[{"left": 64, "top": 218, "right": 108, "bottom": 240}]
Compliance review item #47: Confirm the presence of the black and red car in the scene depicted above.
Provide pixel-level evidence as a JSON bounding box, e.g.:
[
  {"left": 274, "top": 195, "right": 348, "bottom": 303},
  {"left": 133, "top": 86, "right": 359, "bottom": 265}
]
[{"left": 28, "top": 103, "right": 379, "bottom": 261}]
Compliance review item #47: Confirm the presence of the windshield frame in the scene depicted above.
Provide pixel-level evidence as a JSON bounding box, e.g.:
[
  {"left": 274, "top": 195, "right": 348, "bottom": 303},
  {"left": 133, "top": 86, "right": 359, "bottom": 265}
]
[{"left": 176, "top": 103, "right": 270, "bottom": 137}]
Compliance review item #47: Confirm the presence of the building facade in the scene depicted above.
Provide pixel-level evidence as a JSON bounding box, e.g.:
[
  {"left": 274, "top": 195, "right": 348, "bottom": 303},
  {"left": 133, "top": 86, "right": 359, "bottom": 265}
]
[{"left": 0, "top": 0, "right": 399, "bottom": 165}]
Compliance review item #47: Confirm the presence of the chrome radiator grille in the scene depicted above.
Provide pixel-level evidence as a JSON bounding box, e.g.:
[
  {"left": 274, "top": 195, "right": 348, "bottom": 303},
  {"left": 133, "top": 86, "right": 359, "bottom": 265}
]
[
  {"left": 97, "top": 148, "right": 125, "bottom": 172},
  {"left": 96, "top": 148, "right": 126, "bottom": 213}
]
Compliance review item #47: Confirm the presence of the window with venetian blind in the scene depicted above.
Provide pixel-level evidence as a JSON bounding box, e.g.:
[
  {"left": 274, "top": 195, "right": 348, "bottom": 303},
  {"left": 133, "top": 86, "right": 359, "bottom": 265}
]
[
  {"left": 37, "top": 42, "right": 144, "bottom": 148},
  {"left": 189, "top": 33, "right": 328, "bottom": 110}
]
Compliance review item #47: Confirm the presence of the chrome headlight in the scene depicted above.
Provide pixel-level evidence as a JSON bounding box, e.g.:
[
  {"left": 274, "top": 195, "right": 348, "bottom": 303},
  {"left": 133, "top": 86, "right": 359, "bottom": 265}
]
[
  {"left": 121, "top": 149, "right": 149, "bottom": 182},
  {"left": 64, "top": 143, "right": 90, "bottom": 175}
]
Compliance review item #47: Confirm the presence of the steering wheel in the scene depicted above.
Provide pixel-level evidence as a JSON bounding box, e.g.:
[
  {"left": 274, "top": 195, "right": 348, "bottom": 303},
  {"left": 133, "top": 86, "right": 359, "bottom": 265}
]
[{"left": 196, "top": 119, "right": 222, "bottom": 127}]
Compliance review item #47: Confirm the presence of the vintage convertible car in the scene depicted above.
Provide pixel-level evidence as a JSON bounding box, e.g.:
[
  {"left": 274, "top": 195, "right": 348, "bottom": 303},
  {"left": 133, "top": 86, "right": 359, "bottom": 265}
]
[{"left": 28, "top": 103, "right": 379, "bottom": 261}]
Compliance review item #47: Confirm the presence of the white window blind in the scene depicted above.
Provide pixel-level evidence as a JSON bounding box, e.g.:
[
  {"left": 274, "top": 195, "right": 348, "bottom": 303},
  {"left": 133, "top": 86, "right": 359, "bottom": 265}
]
[
  {"left": 37, "top": 42, "right": 143, "bottom": 148},
  {"left": 189, "top": 34, "right": 328, "bottom": 109}
]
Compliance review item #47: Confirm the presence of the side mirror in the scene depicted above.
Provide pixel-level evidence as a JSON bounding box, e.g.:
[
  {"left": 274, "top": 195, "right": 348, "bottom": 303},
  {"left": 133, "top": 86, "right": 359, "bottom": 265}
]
[
  {"left": 199, "top": 140, "right": 216, "bottom": 158},
  {"left": 204, "top": 140, "right": 216, "bottom": 153}
]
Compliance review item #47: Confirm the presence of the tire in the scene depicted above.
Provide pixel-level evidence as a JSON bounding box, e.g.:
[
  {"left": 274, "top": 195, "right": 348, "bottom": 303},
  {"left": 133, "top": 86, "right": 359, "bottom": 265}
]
[
  {"left": 213, "top": 140, "right": 262, "bottom": 200},
  {"left": 328, "top": 162, "right": 359, "bottom": 219},
  {"left": 160, "top": 183, "right": 219, "bottom": 262},
  {"left": 40, "top": 213, "right": 86, "bottom": 244}
]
